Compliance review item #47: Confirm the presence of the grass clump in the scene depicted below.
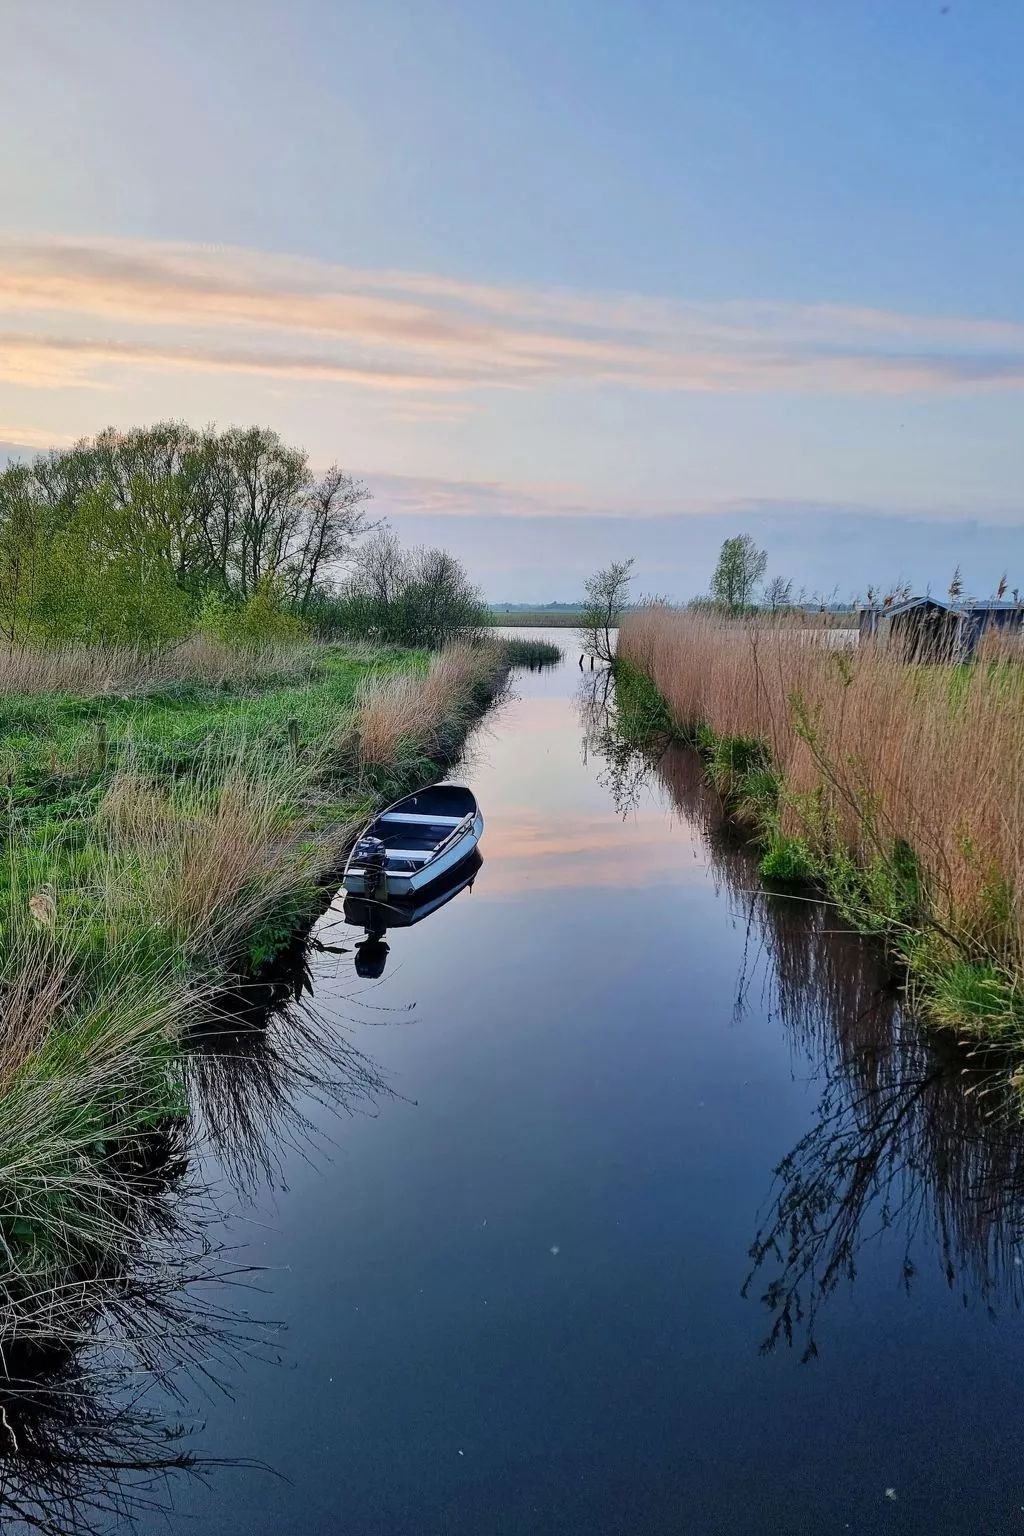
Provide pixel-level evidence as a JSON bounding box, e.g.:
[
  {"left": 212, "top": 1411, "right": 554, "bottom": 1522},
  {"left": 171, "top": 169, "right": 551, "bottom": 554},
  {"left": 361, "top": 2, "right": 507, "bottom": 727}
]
[
  {"left": 502, "top": 637, "right": 563, "bottom": 668},
  {"left": 760, "top": 834, "right": 815, "bottom": 884}
]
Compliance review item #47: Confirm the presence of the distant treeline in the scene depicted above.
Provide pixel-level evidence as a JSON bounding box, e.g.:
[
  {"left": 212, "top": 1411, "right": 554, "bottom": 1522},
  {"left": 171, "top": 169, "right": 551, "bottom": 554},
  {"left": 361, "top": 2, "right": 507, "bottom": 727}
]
[{"left": 0, "top": 423, "right": 486, "bottom": 649}]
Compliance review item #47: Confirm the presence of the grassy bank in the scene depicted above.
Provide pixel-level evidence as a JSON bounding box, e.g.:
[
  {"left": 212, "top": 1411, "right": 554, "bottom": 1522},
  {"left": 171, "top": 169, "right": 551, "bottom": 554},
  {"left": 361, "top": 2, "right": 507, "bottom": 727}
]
[
  {"left": 0, "top": 637, "right": 506, "bottom": 1342},
  {"left": 618, "top": 607, "right": 1024, "bottom": 1059}
]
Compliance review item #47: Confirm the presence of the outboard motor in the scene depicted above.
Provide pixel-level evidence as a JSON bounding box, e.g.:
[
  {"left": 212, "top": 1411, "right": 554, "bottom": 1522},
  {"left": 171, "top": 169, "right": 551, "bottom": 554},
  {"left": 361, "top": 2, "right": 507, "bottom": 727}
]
[{"left": 353, "top": 834, "right": 387, "bottom": 896}]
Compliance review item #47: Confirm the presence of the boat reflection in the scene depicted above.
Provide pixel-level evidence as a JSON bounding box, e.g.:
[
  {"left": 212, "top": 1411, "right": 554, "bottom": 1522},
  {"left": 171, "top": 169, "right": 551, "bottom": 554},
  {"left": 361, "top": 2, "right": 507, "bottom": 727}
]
[
  {"left": 581, "top": 670, "right": 1024, "bottom": 1359},
  {"left": 342, "top": 849, "right": 483, "bottom": 978}
]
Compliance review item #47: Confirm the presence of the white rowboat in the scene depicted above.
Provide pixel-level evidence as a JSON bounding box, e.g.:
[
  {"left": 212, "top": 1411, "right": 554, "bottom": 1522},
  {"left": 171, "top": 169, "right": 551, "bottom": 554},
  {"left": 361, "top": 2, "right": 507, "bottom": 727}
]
[{"left": 342, "top": 784, "right": 483, "bottom": 898}]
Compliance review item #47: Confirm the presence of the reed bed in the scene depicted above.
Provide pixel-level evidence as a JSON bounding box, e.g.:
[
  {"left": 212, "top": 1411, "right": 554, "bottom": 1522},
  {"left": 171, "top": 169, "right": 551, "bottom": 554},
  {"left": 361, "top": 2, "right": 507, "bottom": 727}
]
[{"left": 619, "top": 606, "right": 1024, "bottom": 1040}]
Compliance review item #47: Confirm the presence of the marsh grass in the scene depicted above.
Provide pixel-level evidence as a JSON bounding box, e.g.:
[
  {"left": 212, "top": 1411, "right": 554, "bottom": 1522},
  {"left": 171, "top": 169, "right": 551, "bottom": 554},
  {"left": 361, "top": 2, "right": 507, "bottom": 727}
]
[
  {"left": 501, "top": 637, "right": 563, "bottom": 668},
  {"left": 0, "top": 636, "right": 507, "bottom": 1345},
  {"left": 619, "top": 606, "right": 1024, "bottom": 1048}
]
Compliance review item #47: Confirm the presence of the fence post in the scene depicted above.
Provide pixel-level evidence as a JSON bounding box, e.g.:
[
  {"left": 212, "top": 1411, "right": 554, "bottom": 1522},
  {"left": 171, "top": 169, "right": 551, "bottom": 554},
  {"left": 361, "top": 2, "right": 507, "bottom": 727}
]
[{"left": 288, "top": 716, "right": 300, "bottom": 762}]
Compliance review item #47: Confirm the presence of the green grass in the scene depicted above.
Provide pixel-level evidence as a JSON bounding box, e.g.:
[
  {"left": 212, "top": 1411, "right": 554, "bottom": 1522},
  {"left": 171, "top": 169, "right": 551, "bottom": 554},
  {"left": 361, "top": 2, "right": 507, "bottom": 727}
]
[
  {"left": 503, "top": 637, "right": 563, "bottom": 667},
  {"left": 487, "top": 610, "right": 585, "bottom": 628}
]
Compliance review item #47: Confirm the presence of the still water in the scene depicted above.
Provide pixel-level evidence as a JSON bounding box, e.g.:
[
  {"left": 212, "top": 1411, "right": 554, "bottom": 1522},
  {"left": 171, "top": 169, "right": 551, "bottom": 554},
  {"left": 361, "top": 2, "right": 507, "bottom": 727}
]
[{"left": 9, "top": 635, "right": 1024, "bottom": 1533}]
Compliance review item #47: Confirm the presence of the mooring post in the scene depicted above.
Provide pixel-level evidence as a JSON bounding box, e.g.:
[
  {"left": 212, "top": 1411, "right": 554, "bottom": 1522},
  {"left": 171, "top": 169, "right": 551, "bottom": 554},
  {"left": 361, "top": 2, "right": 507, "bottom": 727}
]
[
  {"left": 579, "top": 653, "right": 584, "bottom": 669},
  {"left": 590, "top": 655, "right": 594, "bottom": 671}
]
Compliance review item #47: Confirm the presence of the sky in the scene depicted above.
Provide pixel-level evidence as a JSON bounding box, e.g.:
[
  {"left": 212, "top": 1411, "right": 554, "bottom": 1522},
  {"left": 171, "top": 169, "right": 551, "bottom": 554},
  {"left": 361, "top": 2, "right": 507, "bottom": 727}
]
[{"left": 2, "top": 0, "right": 1022, "bottom": 601}]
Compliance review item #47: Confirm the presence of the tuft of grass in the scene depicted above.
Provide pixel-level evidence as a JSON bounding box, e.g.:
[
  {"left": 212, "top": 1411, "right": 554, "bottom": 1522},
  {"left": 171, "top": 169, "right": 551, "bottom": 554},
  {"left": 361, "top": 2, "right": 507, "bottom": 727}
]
[
  {"left": 502, "top": 637, "right": 563, "bottom": 668},
  {"left": 920, "top": 960, "right": 1023, "bottom": 1038},
  {"left": 760, "top": 834, "right": 815, "bottom": 883}
]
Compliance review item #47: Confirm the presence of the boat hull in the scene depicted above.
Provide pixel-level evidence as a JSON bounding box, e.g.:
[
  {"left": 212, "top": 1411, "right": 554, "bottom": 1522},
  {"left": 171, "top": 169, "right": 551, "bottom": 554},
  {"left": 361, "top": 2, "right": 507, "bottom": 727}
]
[{"left": 343, "top": 807, "right": 484, "bottom": 897}]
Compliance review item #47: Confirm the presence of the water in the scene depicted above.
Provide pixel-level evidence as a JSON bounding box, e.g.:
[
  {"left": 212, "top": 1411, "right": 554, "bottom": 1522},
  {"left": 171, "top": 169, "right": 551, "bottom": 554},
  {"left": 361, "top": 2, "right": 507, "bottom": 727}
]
[{"left": 9, "top": 633, "right": 1024, "bottom": 1533}]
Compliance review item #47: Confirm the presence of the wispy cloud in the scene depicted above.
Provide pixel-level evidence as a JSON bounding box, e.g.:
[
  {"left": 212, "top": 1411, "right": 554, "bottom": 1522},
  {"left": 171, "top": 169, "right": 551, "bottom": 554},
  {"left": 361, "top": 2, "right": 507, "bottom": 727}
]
[
  {"left": 0, "top": 422, "right": 77, "bottom": 450},
  {"left": 2, "top": 235, "right": 1024, "bottom": 398}
]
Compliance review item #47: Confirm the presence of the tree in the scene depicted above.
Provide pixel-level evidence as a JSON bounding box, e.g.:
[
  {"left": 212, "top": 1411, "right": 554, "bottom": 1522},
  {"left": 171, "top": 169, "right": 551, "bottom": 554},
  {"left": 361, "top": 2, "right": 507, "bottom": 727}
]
[
  {"left": 0, "top": 423, "right": 373, "bottom": 646},
  {"left": 710, "top": 536, "right": 767, "bottom": 611},
  {"left": 314, "top": 529, "right": 486, "bottom": 646},
  {"left": 579, "top": 559, "right": 634, "bottom": 663},
  {"left": 764, "top": 575, "right": 793, "bottom": 613}
]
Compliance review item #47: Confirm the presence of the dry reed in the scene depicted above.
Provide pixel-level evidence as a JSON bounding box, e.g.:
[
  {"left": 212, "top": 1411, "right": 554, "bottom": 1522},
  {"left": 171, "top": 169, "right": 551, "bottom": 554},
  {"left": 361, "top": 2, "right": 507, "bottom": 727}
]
[
  {"left": 0, "top": 635, "right": 316, "bottom": 697},
  {"left": 619, "top": 607, "right": 1024, "bottom": 976},
  {"left": 354, "top": 643, "right": 501, "bottom": 765}
]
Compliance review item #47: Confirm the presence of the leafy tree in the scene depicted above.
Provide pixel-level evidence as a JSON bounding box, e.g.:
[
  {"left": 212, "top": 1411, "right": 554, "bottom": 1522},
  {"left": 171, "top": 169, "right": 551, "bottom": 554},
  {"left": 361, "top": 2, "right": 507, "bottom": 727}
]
[
  {"left": 0, "top": 422, "right": 372, "bottom": 646},
  {"left": 710, "top": 536, "right": 767, "bottom": 611},
  {"left": 579, "top": 559, "right": 634, "bottom": 663}
]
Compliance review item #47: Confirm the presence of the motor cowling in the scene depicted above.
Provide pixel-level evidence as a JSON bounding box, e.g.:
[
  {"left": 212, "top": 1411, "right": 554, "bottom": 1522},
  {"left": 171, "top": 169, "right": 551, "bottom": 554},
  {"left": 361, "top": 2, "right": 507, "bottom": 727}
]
[
  {"left": 354, "top": 834, "right": 386, "bottom": 868},
  {"left": 353, "top": 835, "right": 387, "bottom": 894}
]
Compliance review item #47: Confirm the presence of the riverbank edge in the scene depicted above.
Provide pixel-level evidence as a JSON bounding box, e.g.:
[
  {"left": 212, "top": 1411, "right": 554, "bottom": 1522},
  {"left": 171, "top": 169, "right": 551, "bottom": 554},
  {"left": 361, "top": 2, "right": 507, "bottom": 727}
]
[
  {"left": 0, "top": 642, "right": 510, "bottom": 1345},
  {"left": 611, "top": 658, "right": 1024, "bottom": 1063}
]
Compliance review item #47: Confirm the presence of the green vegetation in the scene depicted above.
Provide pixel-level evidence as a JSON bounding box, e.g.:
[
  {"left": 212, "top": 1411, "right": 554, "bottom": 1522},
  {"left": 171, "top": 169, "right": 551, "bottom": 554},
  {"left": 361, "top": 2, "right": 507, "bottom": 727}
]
[
  {"left": 305, "top": 530, "right": 489, "bottom": 646},
  {"left": 0, "top": 424, "right": 489, "bottom": 652},
  {"left": 502, "top": 637, "right": 563, "bottom": 667},
  {"left": 709, "top": 534, "right": 767, "bottom": 611},
  {"left": 487, "top": 608, "right": 586, "bottom": 627},
  {"left": 0, "top": 635, "right": 507, "bottom": 1342},
  {"left": 610, "top": 654, "right": 1024, "bottom": 1068}
]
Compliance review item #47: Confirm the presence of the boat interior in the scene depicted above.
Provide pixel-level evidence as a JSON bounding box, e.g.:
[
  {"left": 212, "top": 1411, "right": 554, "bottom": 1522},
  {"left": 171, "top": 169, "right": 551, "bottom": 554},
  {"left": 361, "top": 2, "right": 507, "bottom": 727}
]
[{"left": 368, "top": 786, "right": 477, "bottom": 867}]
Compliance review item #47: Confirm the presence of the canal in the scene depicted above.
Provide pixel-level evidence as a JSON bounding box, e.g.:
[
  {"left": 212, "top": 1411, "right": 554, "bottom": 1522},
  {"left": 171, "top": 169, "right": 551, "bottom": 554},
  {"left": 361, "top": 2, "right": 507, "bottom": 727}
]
[{"left": 9, "top": 634, "right": 1024, "bottom": 1533}]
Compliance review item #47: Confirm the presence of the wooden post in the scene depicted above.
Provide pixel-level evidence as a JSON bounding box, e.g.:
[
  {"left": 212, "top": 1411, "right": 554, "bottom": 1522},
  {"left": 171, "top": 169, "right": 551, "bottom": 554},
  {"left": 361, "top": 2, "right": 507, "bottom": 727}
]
[{"left": 288, "top": 716, "right": 300, "bottom": 762}]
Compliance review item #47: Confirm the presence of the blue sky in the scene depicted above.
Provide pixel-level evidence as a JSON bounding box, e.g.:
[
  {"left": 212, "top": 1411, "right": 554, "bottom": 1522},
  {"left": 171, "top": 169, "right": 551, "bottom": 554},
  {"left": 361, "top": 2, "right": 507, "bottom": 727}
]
[{"left": 2, "top": 0, "right": 1022, "bottom": 600}]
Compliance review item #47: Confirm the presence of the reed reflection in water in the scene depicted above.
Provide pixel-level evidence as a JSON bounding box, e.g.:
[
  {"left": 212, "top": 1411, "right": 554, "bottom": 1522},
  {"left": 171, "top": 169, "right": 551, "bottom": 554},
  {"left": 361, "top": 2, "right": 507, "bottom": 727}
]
[
  {"left": 0, "top": 939, "right": 392, "bottom": 1535},
  {"left": 581, "top": 671, "right": 1024, "bottom": 1360}
]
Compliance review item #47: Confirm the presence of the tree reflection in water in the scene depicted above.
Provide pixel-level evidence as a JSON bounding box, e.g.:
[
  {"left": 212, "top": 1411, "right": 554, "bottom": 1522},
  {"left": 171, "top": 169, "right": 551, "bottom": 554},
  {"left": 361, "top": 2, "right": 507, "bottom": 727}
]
[
  {"left": 580, "top": 671, "right": 1024, "bottom": 1360},
  {"left": 0, "top": 933, "right": 390, "bottom": 1532}
]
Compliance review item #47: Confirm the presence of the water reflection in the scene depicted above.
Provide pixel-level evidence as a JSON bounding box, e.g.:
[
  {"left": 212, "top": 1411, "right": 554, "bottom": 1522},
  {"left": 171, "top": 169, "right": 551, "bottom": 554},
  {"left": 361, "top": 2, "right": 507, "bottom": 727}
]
[
  {"left": 341, "top": 849, "right": 483, "bottom": 979},
  {"left": 0, "top": 1168, "right": 271, "bottom": 1535},
  {"left": 0, "top": 934, "right": 395, "bottom": 1532},
  {"left": 187, "top": 938, "right": 391, "bottom": 1196},
  {"left": 582, "top": 670, "right": 1024, "bottom": 1358}
]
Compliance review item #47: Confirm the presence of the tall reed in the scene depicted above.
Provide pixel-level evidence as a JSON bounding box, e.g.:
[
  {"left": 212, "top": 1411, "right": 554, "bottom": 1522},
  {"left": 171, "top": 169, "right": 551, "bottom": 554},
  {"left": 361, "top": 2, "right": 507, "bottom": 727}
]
[{"left": 0, "top": 635, "right": 318, "bottom": 698}]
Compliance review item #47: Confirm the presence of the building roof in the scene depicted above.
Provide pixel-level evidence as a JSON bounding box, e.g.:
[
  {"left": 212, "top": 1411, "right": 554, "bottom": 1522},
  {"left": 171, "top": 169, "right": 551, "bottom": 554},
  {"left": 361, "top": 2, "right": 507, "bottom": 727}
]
[{"left": 870, "top": 596, "right": 1024, "bottom": 618}]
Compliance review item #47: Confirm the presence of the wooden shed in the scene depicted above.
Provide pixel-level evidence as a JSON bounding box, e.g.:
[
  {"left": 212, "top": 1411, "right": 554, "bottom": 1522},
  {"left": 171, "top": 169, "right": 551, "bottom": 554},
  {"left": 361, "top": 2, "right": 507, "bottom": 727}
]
[{"left": 859, "top": 597, "right": 1024, "bottom": 662}]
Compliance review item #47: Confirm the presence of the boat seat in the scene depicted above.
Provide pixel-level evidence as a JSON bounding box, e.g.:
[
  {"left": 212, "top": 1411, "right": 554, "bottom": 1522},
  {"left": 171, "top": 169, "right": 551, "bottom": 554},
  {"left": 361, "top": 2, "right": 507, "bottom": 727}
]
[
  {"left": 385, "top": 849, "right": 433, "bottom": 863},
  {"left": 378, "top": 812, "right": 463, "bottom": 826}
]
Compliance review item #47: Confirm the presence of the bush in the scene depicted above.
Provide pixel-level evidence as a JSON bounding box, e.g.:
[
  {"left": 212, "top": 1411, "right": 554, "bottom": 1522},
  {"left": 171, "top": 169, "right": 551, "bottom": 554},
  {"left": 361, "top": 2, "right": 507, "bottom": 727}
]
[{"left": 200, "top": 580, "right": 307, "bottom": 645}]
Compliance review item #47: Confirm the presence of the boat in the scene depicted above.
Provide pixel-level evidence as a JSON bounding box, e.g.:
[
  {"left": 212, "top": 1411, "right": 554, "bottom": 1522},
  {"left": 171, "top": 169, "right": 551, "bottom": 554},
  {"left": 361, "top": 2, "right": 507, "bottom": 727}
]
[{"left": 342, "top": 783, "right": 483, "bottom": 899}]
